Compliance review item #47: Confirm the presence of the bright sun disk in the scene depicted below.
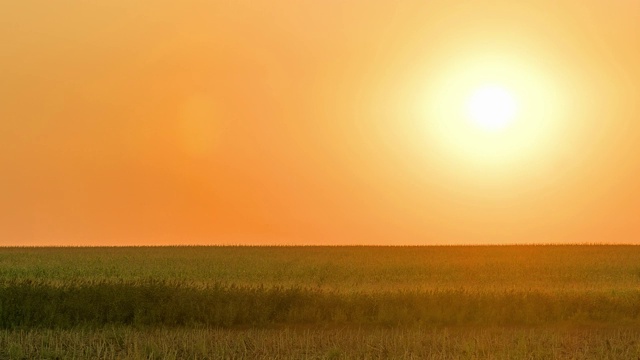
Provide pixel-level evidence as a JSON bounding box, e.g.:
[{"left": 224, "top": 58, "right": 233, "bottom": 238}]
[{"left": 467, "top": 85, "right": 518, "bottom": 131}]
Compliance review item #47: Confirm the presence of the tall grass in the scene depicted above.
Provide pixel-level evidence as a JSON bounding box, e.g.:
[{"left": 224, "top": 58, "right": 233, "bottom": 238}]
[
  {"left": 2, "top": 245, "right": 639, "bottom": 292},
  {"left": 2, "top": 245, "right": 640, "bottom": 358},
  {"left": 1, "top": 246, "right": 640, "bottom": 329},
  {"left": 2, "top": 326, "right": 640, "bottom": 359},
  {"left": 1, "top": 280, "right": 640, "bottom": 328}
]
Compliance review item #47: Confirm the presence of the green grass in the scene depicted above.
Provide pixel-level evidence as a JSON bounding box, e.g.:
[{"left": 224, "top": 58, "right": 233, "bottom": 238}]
[
  {"left": 1, "top": 280, "right": 640, "bottom": 328},
  {"left": 1, "top": 245, "right": 640, "bottom": 358},
  {"left": 2, "top": 245, "right": 640, "bottom": 291}
]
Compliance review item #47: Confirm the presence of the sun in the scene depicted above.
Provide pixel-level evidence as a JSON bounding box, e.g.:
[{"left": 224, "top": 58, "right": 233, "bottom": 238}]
[
  {"left": 466, "top": 85, "right": 518, "bottom": 131},
  {"left": 417, "top": 53, "right": 567, "bottom": 171}
]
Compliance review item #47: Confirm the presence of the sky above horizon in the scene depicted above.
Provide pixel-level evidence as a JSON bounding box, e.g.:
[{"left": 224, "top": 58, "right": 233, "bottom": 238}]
[{"left": 2, "top": 0, "right": 639, "bottom": 246}]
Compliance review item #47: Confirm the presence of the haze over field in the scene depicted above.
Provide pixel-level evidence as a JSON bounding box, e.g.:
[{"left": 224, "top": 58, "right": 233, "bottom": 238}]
[{"left": 1, "top": 0, "right": 639, "bottom": 246}]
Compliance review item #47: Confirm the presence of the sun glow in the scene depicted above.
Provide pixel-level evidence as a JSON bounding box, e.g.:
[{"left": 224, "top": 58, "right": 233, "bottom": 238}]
[
  {"left": 419, "top": 54, "right": 566, "bottom": 172},
  {"left": 466, "top": 85, "right": 518, "bottom": 131}
]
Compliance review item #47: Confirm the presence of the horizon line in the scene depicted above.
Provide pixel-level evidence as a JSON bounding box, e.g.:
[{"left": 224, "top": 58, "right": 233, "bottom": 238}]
[{"left": 1, "top": 243, "right": 639, "bottom": 248}]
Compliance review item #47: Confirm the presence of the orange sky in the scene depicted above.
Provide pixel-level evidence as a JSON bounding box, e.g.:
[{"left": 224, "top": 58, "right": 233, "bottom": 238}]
[{"left": 1, "top": 0, "right": 639, "bottom": 246}]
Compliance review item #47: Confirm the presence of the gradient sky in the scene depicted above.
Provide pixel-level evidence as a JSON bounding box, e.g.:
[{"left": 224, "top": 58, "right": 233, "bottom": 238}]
[{"left": 2, "top": 0, "right": 639, "bottom": 246}]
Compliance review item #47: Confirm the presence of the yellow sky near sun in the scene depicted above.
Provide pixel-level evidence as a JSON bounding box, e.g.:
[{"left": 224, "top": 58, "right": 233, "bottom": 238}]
[{"left": 1, "top": 0, "right": 639, "bottom": 245}]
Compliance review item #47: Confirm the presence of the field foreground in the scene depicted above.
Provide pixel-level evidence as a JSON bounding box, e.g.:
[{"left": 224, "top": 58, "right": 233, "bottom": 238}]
[
  {"left": 1, "top": 245, "right": 640, "bottom": 358},
  {"left": 2, "top": 326, "right": 640, "bottom": 359}
]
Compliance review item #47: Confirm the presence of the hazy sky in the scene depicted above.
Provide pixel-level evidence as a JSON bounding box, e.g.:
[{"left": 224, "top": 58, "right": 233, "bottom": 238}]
[{"left": 2, "top": 0, "right": 639, "bottom": 245}]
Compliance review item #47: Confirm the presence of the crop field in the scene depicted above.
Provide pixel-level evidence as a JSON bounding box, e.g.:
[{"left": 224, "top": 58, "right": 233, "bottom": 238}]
[{"left": 1, "top": 245, "right": 640, "bottom": 359}]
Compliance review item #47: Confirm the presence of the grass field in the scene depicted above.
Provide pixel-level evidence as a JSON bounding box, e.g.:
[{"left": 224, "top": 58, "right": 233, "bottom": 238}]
[{"left": 1, "top": 245, "right": 640, "bottom": 358}]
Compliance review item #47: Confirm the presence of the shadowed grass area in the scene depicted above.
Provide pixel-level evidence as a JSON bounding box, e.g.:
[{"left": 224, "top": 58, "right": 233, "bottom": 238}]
[{"left": 1, "top": 280, "right": 640, "bottom": 328}]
